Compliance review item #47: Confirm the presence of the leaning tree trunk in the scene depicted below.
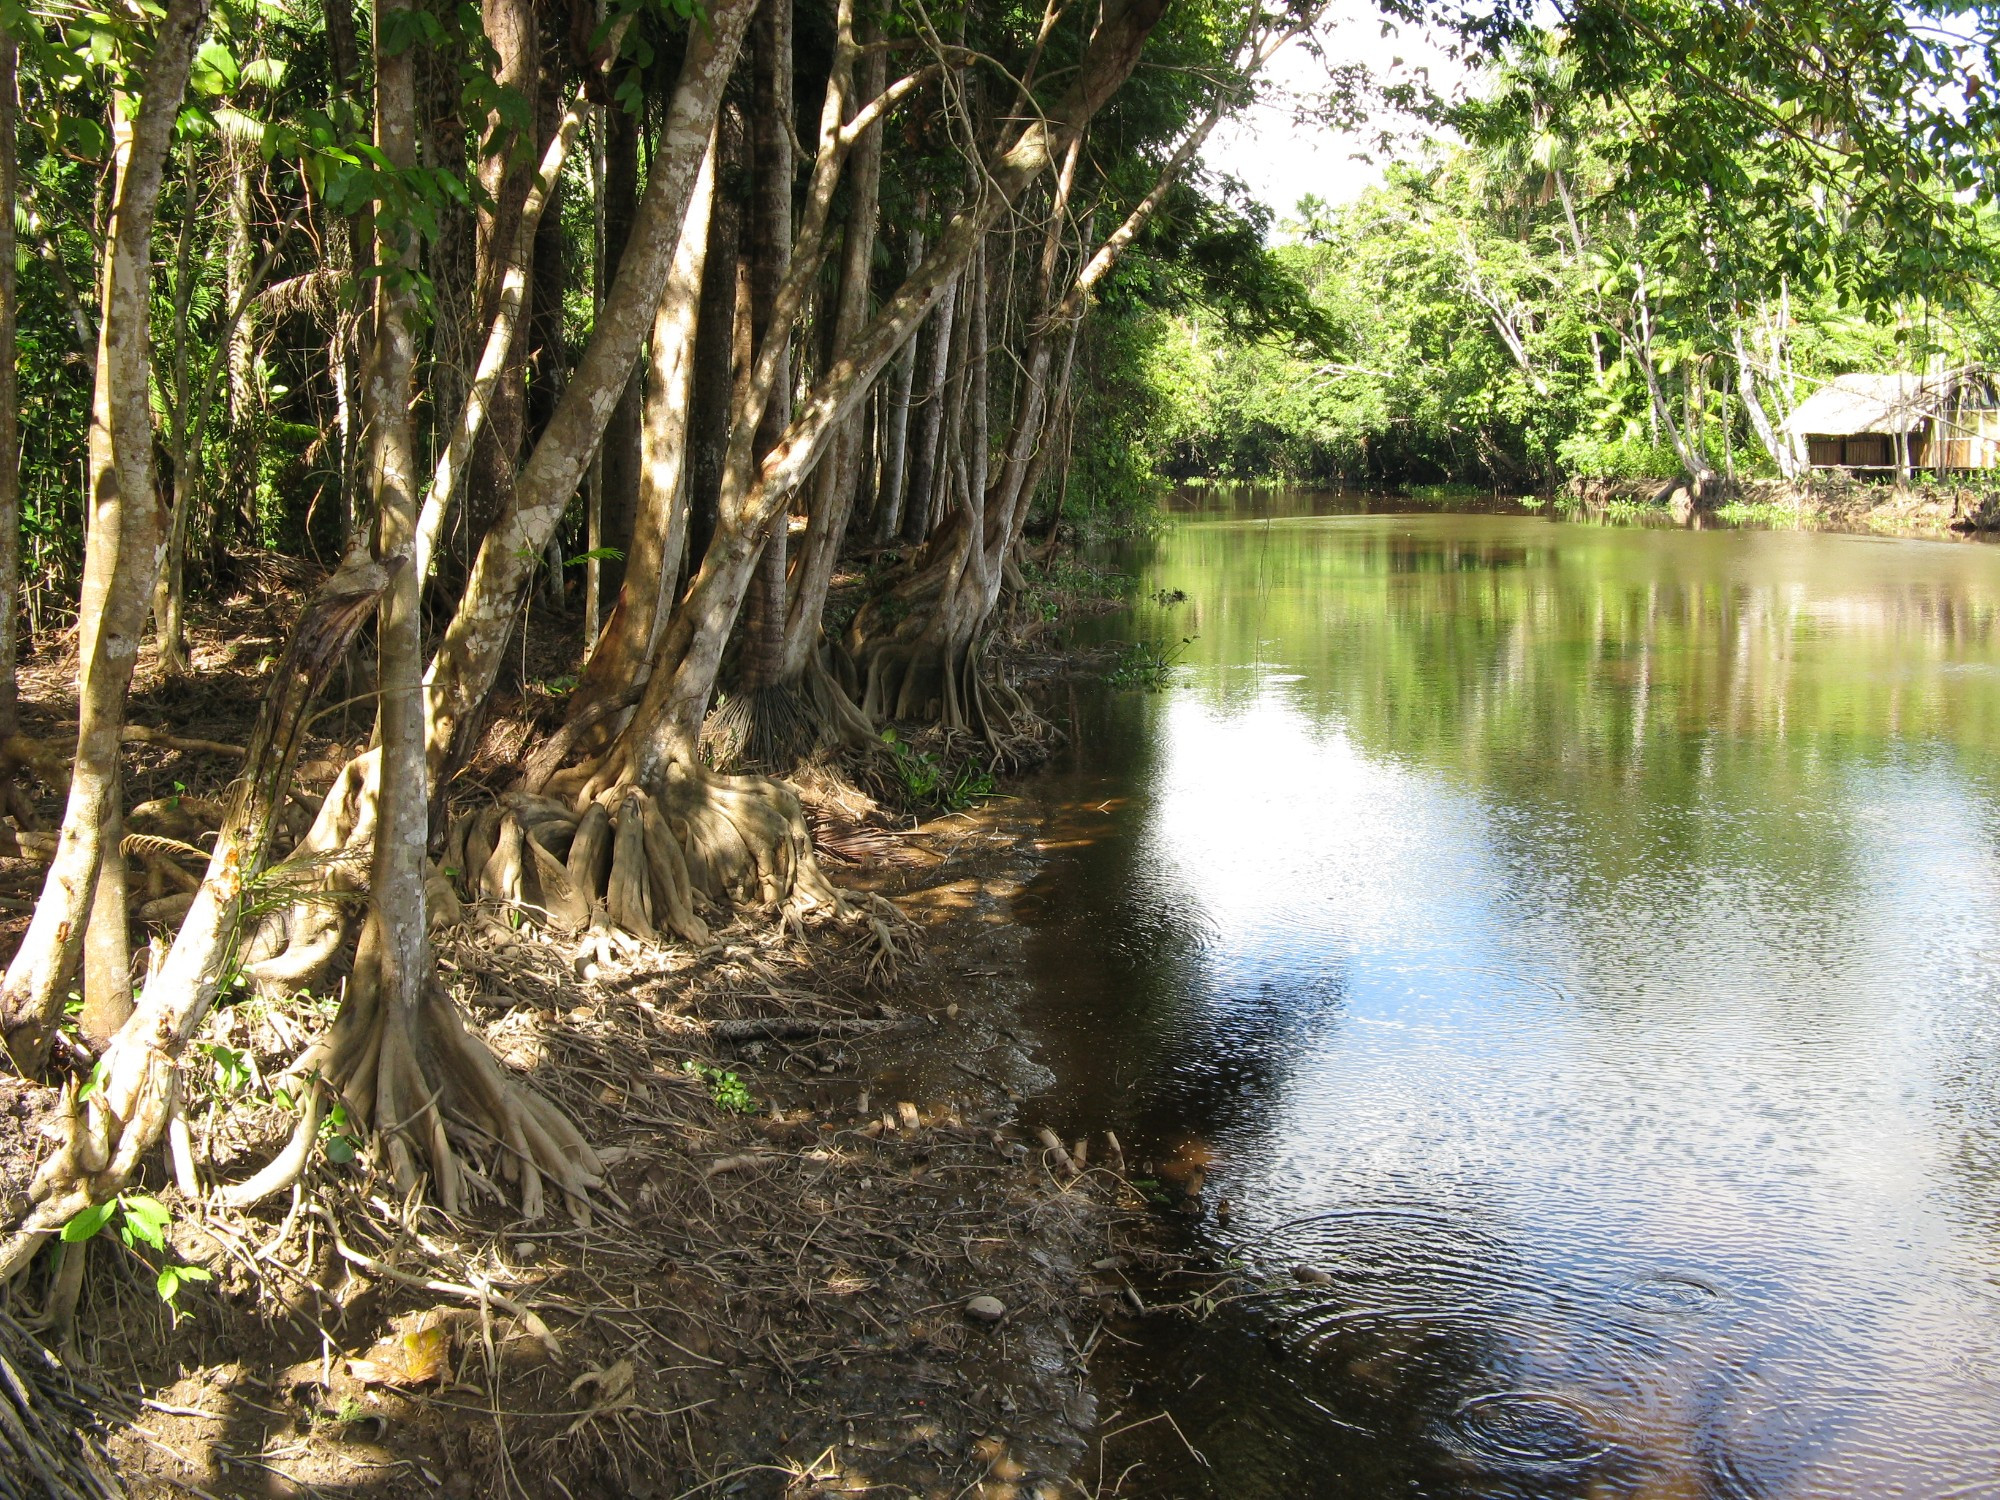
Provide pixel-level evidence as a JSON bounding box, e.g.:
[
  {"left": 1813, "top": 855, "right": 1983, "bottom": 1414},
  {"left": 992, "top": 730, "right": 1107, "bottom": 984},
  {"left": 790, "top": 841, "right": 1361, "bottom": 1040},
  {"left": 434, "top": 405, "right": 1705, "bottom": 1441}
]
[
  {"left": 530, "top": 123, "right": 719, "bottom": 783},
  {"left": 0, "top": 0, "right": 210, "bottom": 1075}
]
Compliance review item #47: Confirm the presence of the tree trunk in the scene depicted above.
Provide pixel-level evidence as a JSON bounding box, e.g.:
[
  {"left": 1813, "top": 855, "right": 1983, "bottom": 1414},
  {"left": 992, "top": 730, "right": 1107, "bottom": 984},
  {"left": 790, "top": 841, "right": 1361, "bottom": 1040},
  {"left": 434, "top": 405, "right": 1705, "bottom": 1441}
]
[
  {"left": 568, "top": 126, "right": 718, "bottom": 716},
  {"left": 455, "top": 0, "right": 539, "bottom": 558},
  {"left": 0, "top": 0, "right": 210, "bottom": 1074},
  {"left": 355, "top": 0, "right": 439, "bottom": 1205},
  {"left": 777, "top": 38, "right": 883, "bottom": 681},
  {"left": 417, "top": 106, "right": 581, "bottom": 580},
  {"left": 686, "top": 102, "right": 746, "bottom": 584},
  {"left": 737, "top": 0, "right": 794, "bottom": 694},
  {"left": 221, "top": 132, "right": 258, "bottom": 567},
  {"left": 596, "top": 94, "right": 645, "bottom": 618},
  {"left": 424, "top": 0, "right": 760, "bottom": 777},
  {"left": 900, "top": 273, "right": 958, "bottom": 546},
  {"left": 0, "top": 29, "right": 20, "bottom": 738},
  {"left": 873, "top": 217, "right": 925, "bottom": 543}
]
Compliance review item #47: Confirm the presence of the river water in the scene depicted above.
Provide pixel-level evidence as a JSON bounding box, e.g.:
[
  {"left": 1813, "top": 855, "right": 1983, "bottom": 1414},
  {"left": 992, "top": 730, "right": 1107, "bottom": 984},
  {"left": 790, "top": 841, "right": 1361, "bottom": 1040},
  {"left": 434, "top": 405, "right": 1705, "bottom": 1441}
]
[{"left": 1013, "top": 486, "right": 2000, "bottom": 1497}]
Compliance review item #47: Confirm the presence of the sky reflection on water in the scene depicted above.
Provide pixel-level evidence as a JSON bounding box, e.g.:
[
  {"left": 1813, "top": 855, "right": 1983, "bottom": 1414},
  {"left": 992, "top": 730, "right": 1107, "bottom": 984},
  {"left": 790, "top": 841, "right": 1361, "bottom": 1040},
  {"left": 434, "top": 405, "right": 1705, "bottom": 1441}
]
[{"left": 1016, "top": 498, "right": 2000, "bottom": 1496}]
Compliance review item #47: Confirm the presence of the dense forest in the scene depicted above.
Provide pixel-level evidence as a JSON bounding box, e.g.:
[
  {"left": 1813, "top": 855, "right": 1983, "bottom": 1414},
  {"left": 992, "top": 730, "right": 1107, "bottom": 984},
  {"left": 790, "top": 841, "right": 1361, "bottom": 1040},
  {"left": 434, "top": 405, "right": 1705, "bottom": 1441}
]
[
  {"left": 0, "top": 0, "right": 1992, "bottom": 1486},
  {"left": 1071, "top": 23, "right": 2000, "bottom": 496}
]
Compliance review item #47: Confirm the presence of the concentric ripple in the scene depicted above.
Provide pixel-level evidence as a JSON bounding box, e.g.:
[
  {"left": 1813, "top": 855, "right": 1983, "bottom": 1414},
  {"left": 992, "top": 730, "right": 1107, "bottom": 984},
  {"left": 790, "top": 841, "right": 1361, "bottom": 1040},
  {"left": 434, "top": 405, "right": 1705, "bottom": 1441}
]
[{"left": 1447, "top": 1391, "right": 1613, "bottom": 1469}]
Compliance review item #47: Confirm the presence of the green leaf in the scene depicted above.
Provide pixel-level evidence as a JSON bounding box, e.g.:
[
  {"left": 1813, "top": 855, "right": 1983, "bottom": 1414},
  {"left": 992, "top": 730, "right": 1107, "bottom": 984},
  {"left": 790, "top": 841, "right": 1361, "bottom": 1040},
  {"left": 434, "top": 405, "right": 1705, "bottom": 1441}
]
[
  {"left": 156, "top": 1262, "right": 212, "bottom": 1302},
  {"left": 565, "top": 546, "right": 625, "bottom": 565},
  {"left": 61, "top": 1200, "right": 116, "bottom": 1242},
  {"left": 323, "top": 1134, "right": 356, "bottom": 1164},
  {"left": 119, "top": 1194, "right": 172, "bottom": 1251},
  {"left": 189, "top": 40, "right": 240, "bottom": 96}
]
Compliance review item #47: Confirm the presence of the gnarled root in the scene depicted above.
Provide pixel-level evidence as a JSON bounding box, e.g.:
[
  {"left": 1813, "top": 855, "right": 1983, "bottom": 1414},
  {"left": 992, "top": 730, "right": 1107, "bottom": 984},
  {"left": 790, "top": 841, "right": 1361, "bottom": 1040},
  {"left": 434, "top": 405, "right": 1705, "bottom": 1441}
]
[
  {"left": 446, "top": 756, "right": 900, "bottom": 960},
  {"left": 856, "top": 631, "right": 1054, "bottom": 771},
  {"left": 291, "top": 910, "right": 602, "bottom": 1222}
]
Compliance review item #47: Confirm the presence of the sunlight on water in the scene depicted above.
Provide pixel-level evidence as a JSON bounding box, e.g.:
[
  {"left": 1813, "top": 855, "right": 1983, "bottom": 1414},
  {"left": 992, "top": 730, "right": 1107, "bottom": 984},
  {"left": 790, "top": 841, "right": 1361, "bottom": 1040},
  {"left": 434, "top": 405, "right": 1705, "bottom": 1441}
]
[{"left": 1017, "top": 493, "right": 2000, "bottom": 1497}]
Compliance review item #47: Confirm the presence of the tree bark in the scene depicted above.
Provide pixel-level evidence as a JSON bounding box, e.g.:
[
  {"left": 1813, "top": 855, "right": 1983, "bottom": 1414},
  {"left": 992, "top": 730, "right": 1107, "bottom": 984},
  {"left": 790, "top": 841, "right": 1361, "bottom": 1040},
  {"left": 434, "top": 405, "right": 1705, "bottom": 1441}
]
[
  {"left": 0, "top": 0, "right": 210, "bottom": 1074},
  {"left": 362, "top": 0, "right": 435, "bottom": 1203},
  {"left": 686, "top": 102, "right": 746, "bottom": 578},
  {"left": 596, "top": 93, "right": 645, "bottom": 618},
  {"left": 737, "top": 0, "right": 794, "bottom": 693},
  {"left": 0, "top": 30, "right": 20, "bottom": 738},
  {"left": 900, "top": 272, "right": 958, "bottom": 546},
  {"left": 873, "top": 217, "right": 925, "bottom": 543},
  {"left": 458, "top": 0, "right": 539, "bottom": 555},
  {"left": 572, "top": 126, "right": 718, "bottom": 709}
]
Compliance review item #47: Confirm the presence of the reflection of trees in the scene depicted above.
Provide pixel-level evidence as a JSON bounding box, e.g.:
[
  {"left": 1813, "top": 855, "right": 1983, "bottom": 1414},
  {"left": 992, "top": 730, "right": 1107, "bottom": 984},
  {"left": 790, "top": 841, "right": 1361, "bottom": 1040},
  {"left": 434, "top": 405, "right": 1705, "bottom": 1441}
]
[{"left": 1126, "top": 514, "right": 2000, "bottom": 898}]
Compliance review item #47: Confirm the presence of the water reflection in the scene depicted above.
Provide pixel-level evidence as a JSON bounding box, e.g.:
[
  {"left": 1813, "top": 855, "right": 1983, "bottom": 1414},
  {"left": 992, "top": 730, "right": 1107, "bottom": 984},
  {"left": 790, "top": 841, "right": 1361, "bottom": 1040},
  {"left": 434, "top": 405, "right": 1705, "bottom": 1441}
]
[{"left": 1017, "top": 491, "right": 2000, "bottom": 1496}]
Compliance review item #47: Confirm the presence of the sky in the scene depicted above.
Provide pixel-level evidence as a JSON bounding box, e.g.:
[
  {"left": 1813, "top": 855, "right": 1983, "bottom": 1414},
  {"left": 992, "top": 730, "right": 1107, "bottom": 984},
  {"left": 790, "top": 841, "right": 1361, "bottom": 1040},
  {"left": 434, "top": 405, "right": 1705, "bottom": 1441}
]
[{"left": 1198, "top": 16, "right": 1475, "bottom": 229}]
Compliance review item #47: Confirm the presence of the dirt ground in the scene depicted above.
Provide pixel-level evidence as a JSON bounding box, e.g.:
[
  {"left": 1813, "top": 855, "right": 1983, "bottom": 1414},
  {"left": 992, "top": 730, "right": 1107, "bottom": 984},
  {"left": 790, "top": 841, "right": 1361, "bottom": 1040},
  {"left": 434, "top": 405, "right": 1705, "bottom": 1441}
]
[{"left": 0, "top": 559, "right": 1179, "bottom": 1500}]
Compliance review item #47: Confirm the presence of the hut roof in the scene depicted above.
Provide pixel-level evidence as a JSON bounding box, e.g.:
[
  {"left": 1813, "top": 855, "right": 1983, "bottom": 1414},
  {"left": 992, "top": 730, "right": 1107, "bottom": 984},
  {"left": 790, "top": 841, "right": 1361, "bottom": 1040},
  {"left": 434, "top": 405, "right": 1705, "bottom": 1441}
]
[{"left": 1780, "top": 373, "right": 1944, "bottom": 436}]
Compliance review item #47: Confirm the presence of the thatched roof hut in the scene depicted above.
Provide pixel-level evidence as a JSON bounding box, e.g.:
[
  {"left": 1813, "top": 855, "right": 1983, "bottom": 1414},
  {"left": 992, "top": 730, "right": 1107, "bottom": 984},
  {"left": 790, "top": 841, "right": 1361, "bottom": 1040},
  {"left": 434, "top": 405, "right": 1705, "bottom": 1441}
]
[{"left": 1781, "top": 371, "right": 2000, "bottom": 471}]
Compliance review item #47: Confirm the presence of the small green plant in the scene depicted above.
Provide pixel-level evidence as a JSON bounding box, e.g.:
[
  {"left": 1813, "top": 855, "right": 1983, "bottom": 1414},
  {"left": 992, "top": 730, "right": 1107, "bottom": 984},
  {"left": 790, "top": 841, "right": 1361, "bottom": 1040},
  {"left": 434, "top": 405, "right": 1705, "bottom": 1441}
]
[
  {"left": 200, "top": 1041, "right": 253, "bottom": 1096},
  {"left": 1105, "top": 636, "right": 1193, "bottom": 691},
  {"left": 320, "top": 1100, "right": 360, "bottom": 1163},
  {"left": 62, "top": 1193, "right": 215, "bottom": 1309},
  {"left": 682, "top": 1059, "right": 758, "bottom": 1114},
  {"left": 878, "top": 730, "right": 995, "bottom": 812},
  {"left": 1150, "top": 587, "right": 1189, "bottom": 606}
]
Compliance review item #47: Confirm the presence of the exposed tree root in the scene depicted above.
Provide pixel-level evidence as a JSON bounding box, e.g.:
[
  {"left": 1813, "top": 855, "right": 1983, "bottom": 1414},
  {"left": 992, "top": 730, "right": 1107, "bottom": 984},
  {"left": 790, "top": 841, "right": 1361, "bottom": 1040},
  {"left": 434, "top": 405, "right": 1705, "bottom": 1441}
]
[
  {"left": 449, "top": 755, "right": 910, "bottom": 975},
  {"left": 285, "top": 910, "right": 603, "bottom": 1222},
  {"left": 854, "top": 630, "right": 1056, "bottom": 772}
]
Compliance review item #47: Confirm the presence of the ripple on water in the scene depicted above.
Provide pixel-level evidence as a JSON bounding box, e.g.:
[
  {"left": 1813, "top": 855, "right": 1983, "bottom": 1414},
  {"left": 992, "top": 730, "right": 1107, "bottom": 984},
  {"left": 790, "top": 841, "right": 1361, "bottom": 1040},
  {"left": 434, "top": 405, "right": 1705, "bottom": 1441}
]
[
  {"left": 1447, "top": 1391, "right": 1613, "bottom": 1470},
  {"left": 1613, "top": 1271, "right": 1725, "bottom": 1318}
]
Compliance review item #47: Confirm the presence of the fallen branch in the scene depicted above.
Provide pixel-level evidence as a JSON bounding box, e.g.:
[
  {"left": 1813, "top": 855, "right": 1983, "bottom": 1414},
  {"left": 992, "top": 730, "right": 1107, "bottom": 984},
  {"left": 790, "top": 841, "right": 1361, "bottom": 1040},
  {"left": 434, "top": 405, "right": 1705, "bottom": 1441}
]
[{"left": 121, "top": 724, "right": 246, "bottom": 758}]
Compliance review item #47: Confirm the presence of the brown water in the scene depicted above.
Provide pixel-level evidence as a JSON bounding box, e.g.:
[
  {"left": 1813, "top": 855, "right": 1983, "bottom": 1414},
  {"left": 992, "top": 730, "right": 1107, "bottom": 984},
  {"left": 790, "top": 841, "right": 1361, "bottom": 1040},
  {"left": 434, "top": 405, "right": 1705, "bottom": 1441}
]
[{"left": 1013, "top": 486, "right": 2000, "bottom": 1497}]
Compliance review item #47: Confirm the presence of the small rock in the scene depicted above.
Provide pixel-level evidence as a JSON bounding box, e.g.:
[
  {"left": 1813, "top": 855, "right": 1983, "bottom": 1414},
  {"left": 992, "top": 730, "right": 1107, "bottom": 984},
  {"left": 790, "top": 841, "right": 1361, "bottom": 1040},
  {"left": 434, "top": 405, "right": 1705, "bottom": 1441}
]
[
  {"left": 1293, "top": 1264, "right": 1333, "bottom": 1286},
  {"left": 946, "top": 1002, "right": 960, "bottom": 1019},
  {"left": 964, "top": 1295, "right": 1007, "bottom": 1324},
  {"left": 512, "top": 1241, "right": 538, "bottom": 1263}
]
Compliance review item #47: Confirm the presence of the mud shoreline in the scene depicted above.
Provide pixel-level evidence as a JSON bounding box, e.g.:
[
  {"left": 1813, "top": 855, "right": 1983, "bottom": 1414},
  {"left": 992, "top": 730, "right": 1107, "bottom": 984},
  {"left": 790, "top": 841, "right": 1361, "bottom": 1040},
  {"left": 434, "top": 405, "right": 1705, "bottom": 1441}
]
[{"left": 0, "top": 574, "right": 1168, "bottom": 1500}]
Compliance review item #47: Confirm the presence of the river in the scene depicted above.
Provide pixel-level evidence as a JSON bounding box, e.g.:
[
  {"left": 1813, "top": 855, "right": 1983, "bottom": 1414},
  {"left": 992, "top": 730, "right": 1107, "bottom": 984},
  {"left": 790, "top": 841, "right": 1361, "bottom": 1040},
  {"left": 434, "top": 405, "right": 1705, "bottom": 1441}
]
[{"left": 1011, "top": 486, "right": 2000, "bottom": 1496}]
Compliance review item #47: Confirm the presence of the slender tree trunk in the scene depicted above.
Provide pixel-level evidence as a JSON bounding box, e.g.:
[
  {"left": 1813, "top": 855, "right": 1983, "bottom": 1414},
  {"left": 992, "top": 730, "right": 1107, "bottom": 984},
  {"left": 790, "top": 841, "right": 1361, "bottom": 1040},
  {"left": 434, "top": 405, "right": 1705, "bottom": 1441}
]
[
  {"left": 574, "top": 127, "right": 717, "bottom": 705},
  {"left": 361, "top": 0, "right": 435, "bottom": 1202},
  {"left": 874, "top": 217, "right": 925, "bottom": 543},
  {"left": 460, "top": 0, "right": 540, "bottom": 560},
  {"left": 777, "top": 39, "right": 882, "bottom": 680},
  {"left": 325, "top": 0, "right": 372, "bottom": 538},
  {"left": 221, "top": 133, "right": 257, "bottom": 568},
  {"left": 901, "top": 273, "right": 958, "bottom": 546},
  {"left": 417, "top": 107, "right": 580, "bottom": 579},
  {"left": 596, "top": 95, "right": 645, "bottom": 619},
  {"left": 686, "top": 103, "right": 745, "bottom": 583},
  {"left": 0, "top": 30, "right": 21, "bottom": 738},
  {"left": 0, "top": 0, "right": 211, "bottom": 1074},
  {"left": 737, "top": 0, "right": 794, "bottom": 693}
]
